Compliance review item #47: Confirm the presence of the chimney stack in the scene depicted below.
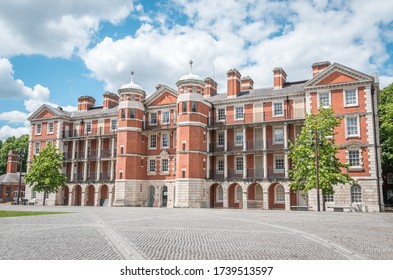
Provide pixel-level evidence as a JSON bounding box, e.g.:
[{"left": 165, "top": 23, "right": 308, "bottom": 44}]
[
  {"left": 227, "top": 69, "right": 241, "bottom": 98},
  {"left": 312, "top": 61, "right": 331, "bottom": 77},
  {"left": 103, "top": 92, "right": 119, "bottom": 109},
  {"left": 77, "top": 96, "right": 96, "bottom": 111},
  {"left": 273, "top": 67, "right": 287, "bottom": 90},
  {"left": 203, "top": 77, "right": 218, "bottom": 98},
  {"left": 6, "top": 150, "right": 19, "bottom": 174},
  {"left": 241, "top": 76, "right": 254, "bottom": 91}
]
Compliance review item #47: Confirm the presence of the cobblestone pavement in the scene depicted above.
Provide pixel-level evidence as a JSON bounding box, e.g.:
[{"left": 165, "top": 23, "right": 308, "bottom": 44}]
[{"left": 1, "top": 205, "right": 392, "bottom": 260}]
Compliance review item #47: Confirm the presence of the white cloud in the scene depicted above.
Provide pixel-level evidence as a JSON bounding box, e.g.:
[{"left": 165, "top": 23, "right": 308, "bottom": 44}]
[
  {"left": 0, "top": 125, "right": 30, "bottom": 141},
  {"left": 0, "top": 0, "right": 135, "bottom": 58},
  {"left": 82, "top": 0, "right": 393, "bottom": 94},
  {"left": 0, "top": 111, "right": 29, "bottom": 124}
]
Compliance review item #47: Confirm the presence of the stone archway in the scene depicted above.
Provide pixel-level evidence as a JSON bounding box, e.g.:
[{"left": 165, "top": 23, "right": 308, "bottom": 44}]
[
  {"left": 228, "top": 183, "right": 242, "bottom": 209},
  {"left": 247, "top": 183, "right": 263, "bottom": 209},
  {"left": 72, "top": 185, "right": 82, "bottom": 206},
  {"left": 85, "top": 185, "right": 95, "bottom": 206},
  {"left": 268, "top": 183, "right": 285, "bottom": 210},
  {"left": 210, "top": 183, "right": 223, "bottom": 208},
  {"left": 99, "top": 185, "right": 109, "bottom": 206}
]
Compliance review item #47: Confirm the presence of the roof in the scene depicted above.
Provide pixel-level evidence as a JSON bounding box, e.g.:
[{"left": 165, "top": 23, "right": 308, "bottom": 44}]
[
  {"left": 69, "top": 106, "right": 118, "bottom": 119},
  {"left": 207, "top": 81, "right": 307, "bottom": 103},
  {"left": 0, "top": 173, "right": 25, "bottom": 185}
]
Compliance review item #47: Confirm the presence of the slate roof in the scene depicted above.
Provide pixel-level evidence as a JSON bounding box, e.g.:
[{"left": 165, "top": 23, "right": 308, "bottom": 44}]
[{"left": 0, "top": 173, "right": 25, "bottom": 185}]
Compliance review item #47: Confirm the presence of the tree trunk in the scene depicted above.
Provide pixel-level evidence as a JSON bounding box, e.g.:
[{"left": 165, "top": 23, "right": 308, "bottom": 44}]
[{"left": 43, "top": 191, "right": 46, "bottom": 206}]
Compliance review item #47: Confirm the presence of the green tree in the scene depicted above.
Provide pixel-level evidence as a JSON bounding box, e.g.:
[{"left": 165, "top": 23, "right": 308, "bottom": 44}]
[
  {"left": 289, "top": 107, "right": 354, "bottom": 210},
  {"left": 25, "top": 143, "right": 66, "bottom": 206},
  {"left": 378, "top": 83, "right": 393, "bottom": 170},
  {"left": 0, "top": 135, "right": 29, "bottom": 175}
]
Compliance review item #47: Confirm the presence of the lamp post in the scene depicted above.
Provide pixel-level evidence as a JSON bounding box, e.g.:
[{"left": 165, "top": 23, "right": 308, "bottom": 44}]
[{"left": 17, "top": 149, "right": 25, "bottom": 205}]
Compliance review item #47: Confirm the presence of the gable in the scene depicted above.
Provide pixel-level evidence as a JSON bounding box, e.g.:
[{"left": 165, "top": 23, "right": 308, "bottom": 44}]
[
  {"left": 36, "top": 109, "right": 56, "bottom": 119},
  {"left": 316, "top": 71, "right": 358, "bottom": 86},
  {"left": 150, "top": 91, "right": 177, "bottom": 106}
]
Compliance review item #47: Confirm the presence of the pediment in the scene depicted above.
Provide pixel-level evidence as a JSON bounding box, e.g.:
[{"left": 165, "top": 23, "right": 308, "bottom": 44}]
[
  {"left": 304, "top": 63, "right": 373, "bottom": 89},
  {"left": 28, "top": 104, "right": 66, "bottom": 121},
  {"left": 145, "top": 85, "right": 178, "bottom": 107},
  {"left": 36, "top": 109, "right": 56, "bottom": 119}
]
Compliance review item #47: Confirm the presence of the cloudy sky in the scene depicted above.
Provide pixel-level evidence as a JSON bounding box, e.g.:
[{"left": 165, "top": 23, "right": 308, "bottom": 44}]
[{"left": 1, "top": 0, "right": 393, "bottom": 140}]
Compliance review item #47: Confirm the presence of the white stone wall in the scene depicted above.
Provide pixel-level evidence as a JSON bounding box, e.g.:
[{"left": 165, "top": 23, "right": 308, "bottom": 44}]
[{"left": 174, "top": 179, "right": 208, "bottom": 208}]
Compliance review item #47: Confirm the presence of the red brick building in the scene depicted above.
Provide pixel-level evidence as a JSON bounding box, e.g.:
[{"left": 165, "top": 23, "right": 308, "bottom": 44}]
[
  {"left": 0, "top": 150, "right": 25, "bottom": 203},
  {"left": 25, "top": 61, "right": 383, "bottom": 211}
]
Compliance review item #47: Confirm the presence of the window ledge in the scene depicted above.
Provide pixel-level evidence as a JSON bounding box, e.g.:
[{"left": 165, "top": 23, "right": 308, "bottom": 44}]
[{"left": 348, "top": 166, "right": 363, "bottom": 172}]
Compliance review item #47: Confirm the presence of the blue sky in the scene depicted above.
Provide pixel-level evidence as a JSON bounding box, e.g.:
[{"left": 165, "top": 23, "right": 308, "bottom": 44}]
[{"left": 1, "top": 0, "right": 393, "bottom": 140}]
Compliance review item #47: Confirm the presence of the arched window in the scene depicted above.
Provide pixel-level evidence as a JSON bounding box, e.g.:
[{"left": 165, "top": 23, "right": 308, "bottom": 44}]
[
  {"left": 216, "top": 185, "right": 223, "bottom": 201},
  {"left": 235, "top": 185, "right": 243, "bottom": 202},
  {"left": 351, "top": 184, "right": 362, "bottom": 203},
  {"left": 275, "top": 185, "right": 285, "bottom": 203}
]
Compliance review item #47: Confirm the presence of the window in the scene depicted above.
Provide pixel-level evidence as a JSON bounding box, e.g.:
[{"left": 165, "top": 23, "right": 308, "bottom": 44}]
[
  {"left": 161, "top": 158, "right": 169, "bottom": 172},
  {"left": 235, "top": 130, "right": 243, "bottom": 146},
  {"left": 150, "top": 112, "right": 157, "bottom": 125},
  {"left": 235, "top": 157, "right": 243, "bottom": 172},
  {"left": 111, "top": 119, "right": 117, "bottom": 131},
  {"left": 182, "top": 102, "right": 187, "bottom": 113},
  {"left": 162, "top": 133, "right": 169, "bottom": 149},
  {"left": 346, "top": 117, "right": 359, "bottom": 137},
  {"left": 217, "top": 108, "right": 226, "bottom": 121},
  {"left": 319, "top": 92, "right": 330, "bottom": 108},
  {"left": 217, "top": 132, "right": 225, "bottom": 146},
  {"left": 324, "top": 193, "right": 334, "bottom": 202},
  {"left": 235, "top": 185, "right": 243, "bottom": 202},
  {"left": 121, "top": 109, "right": 126, "bottom": 119},
  {"left": 34, "top": 142, "right": 40, "bottom": 154},
  {"left": 216, "top": 185, "right": 223, "bottom": 201},
  {"left": 345, "top": 89, "right": 358, "bottom": 106},
  {"left": 130, "top": 109, "right": 135, "bottom": 118},
  {"left": 274, "top": 155, "right": 284, "bottom": 172},
  {"left": 162, "top": 111, "right": 170, "bottom": 124},
  {"left": 191, "top": 102, "right": 197, "bottom": 112},
  {"left": 217, "top": 158, "right": 224, "bottom": 173},
  {"left": 273, "top": 101, "right": 283, "bottom": 117},
  {"left": 274, "top": 127, "right": 284, "bottom": 144},
  {"left": 348, "top": 150, "right": 360, "bottom": 167},
  {"left": 275, "top": 185, "right": 285, "bottom": 202},
  {"left": 35, "top": 123, "right": 42, "bottom": 135},
  {"left": 32, "top": 191, "right": 37, "bottom": 199},
  {"left": 351, "top": 185, "right": 362, "bottom": 203},
  {"left": 149, "top": 159, "right": 156, "bottom": 173},
  {"left": 86, "top": 122, "right": 92, "bottom": 133},
  {"left": 235, "top": 106, "right": 244, "bottom": 120},
  {"left": 48, "top": 122, "right": 54, "bottom": 134},
  {"left": 149, "top": 135, "right": 157, "bottom": 149}
]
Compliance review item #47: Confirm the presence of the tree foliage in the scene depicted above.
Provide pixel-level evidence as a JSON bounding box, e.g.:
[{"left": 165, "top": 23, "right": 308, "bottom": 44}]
[
  {"left": 0, "top": 135, "right": 29, "bottom": 175},
  {"left": 289, "top": 107, "right": 354, "bottom": 196},
  {"left": 25, "top": 143, "right": 66, "bottom": 206},
  {"left": 378, "top": 83, "right": 393, "bottom": 170}
]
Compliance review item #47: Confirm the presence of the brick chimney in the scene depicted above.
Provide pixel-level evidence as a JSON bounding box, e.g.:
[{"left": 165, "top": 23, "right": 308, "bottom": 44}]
[
  {"left": 227, "top": 69, "right": 241, "bottom": 98},
  {"left": 6, "top": 150, "right": 19, "bottom": 174},
  {"left": 241, "top": 76, "right": 254, "bottom": 91},
  {"left": 203, "top": 77, "right": 218, "bottom": 98},
  {"left": 312, "top": 61, "right": 331, "bottom": 76},
  {"left": 77, "top": 96, "right": 96, "bottom": 111},
  {"left": 103, "top": 92, "right": 119, "bottom": 109},
  {"left": 273, "top": 67, "right": 287, "bottom": 90}
]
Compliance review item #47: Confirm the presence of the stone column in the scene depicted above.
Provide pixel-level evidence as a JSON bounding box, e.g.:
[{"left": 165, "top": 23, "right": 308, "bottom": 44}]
[
  {"left": 284, "top": 152, "right": 289, "bottom": 178},
  {"left": 95, "top": 191, "right": 99, "bottom": 207},
  {"left": 72, "top": 140, "right": 76, "bottom": 159},
  {"left": 285, "top": 188, "right": 291, "bottom": 211},
  {"left": 110, "top": 160, "right": 115, "bottom": 181},
  {"left": 111, "top": 138, "right": 115, "bottom": 157},
  {"left": 108, "top": 189, "right": 113, "bottom": 207},
  {"left": 224, "top": 154, "right": 228, "bottom": 179},
  {"left": 81, "top": 191, "right": 86, "bottom": 206},
  {"left": 263, "top": 152, "right": 267, "bottom": 179},
  {"left": 223, "top": 183, "right": 229, "bottom": 208},
  {"left": 98, "top": 138, "right": 102, "bottom": 158},
  {"left": 263, "top": 189, "right": 269, "bottom": 210},
  {"left": 68, "top": 191, "right": 72, "bottom": 206},
  {"left": 284, "top": 122, "right": 288, "bottom": 149},
  {"left": 243, "top": 127, "right": 247, "bottom": 151},
  {"left": 224, "top": 130, "right": 228, "bottom": 151},
  {"left": 96, "top": 160, "right": 101, "bottom": 181},
  {"left": 206, "top": 155, "right": 210, "bottom": 179},
  {"left": 207, "top": 130, "right": 210, "bottom": 152},
  {"left": 242, "top": 187, "right": 248, "bottom": 210},
  {"left": 262, "top": 124, "right": 267, "bottom": 150},
  {"left": 83, "top": 140, "right": 89, "bottom": 181}
]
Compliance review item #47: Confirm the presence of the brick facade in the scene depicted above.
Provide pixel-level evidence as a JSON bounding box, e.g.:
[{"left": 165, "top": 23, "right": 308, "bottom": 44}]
[{"left": 25, "top": 61, "right": 383, "bottom": 211}]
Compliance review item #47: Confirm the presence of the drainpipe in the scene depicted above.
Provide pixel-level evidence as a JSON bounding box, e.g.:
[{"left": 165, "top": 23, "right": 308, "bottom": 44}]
[{"left": 371, "top": 85, "right": 383, "bottom": 212}]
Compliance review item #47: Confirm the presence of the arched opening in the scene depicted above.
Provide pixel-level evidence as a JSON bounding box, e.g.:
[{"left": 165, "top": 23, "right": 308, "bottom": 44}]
[
  {"left": 85, "top": 185, "right": 95, "bottom": 206},
  {"left": 247, "top": 183, "right": 263, "bottom": 209},
  {"left": 62, "top": 185, "right": 69, "bottom": 206},
  {"left": 268, "top": 183, "right": 285, "bottom": 210},
  {"left": 162, "top": 186, "right": 168, "bottom": 207},
  {"left": 228, "top": 183, "right": 242, "bottom": 209},
  {"left": 99, "top": 185, "right": 109, "bottom": 206},
  {"left": 72, "top": 185, "right": 82, "bottom": 206},
  {"left": 148, "top": 185, "right": 155, "bottom": 207},
  {"left": 209, "top": 183, "right": 223, "bottom": 208}
]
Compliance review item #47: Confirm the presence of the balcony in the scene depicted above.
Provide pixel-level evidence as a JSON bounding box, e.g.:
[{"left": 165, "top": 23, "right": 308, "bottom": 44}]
[{"left": 62, "top": 128, "right": 116, "bottom": 139}]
